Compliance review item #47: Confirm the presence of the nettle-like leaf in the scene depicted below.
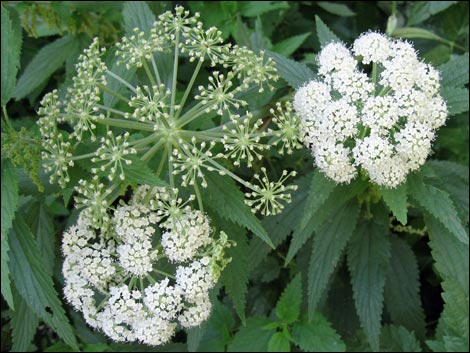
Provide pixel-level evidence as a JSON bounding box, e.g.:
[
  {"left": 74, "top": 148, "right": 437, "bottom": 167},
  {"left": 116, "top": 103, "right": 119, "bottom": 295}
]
[
  {"left": 347, "top": 204, "right": 391, "bottom": 351},
  {"left": 291, "top": 314, "right": 346, "bottom": 352},
  {"left": 268, "top": 332, "right": 291, "bottom": 352},
  {"left": 9, "top": 218, "right": 78, "bottom": 350},
  {"left": 380, "top": 325, "right": 422, "bottom": 352},
  {"left": 384, "top": 237, "right": 426, "bottom": 339},
  {"left": 407, "top": 1, "right": 458, "bottom": 26},
  {"left": 276, "top": 274, "right": 302, "bottom": 324},
  {"left": 122, "top": 0, "right": 156, "bottom": 35},
  {"left": 271, "top": 32, "right": 311, "bottom": 57},
  {"left": 438, "top": 52, "right": 469, "bottom": 88},
  {"left": 317, "top": 2, "right": 356, "bottom": 17},
  {"left": 11, "top": 286, "right": 40, "bottom": 352},
  {"left": 379, "top": 183, "right": 408, "bottom": 225},
  {"left": 228, "top": 317, "right": 274, "bottom": 352},
  {"left": 307, "top": 201, "right": 360, "bottom": 318},
  {"left": 440, "top": 86, "right": 469, "bottom": 116},
  {"left": 315, "top": 15, "right": 341, "bottom": 46},
  {"left": 408, "top": 169, "right": 468, "bottom": 245},
  {"left": 266, "top": 50, "right": 315, "bottom": 88}
]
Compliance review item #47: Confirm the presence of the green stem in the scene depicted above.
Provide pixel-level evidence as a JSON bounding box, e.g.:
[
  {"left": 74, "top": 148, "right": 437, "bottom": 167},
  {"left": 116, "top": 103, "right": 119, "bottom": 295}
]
[
  {"left": 193, "top": 178, "right": 204, "bottom": 212},
  {"left": 141, "top": 138, "right": 166, "bottom": 162},
  {"left": 106, "top": 70, "right": 137, "bottom": 94},
  {"left": 170, "top": 29, "right": 180, "bottom": 119},
  {"left": 96, "top": 104, "right": 128, "bottom": 117},
  {"left": 168, "top": 142, "right": 175, "bottom": 188},
  {"left": 156, "top": 146, "right": 168, "bottom": 178},
  {"left": 146, "top": 274, "right": 156, "bottom": 284},
  {"left": 176, "top": 104, "right": 211, "bottom": 128},
  {"left": 129, "top": 131, "right": 163, "bottom": 148},
  {"left": 142, "top": 58, "right": 157, "bottom": 87},
  {"left": 372, "top": 62, "right": 378, "bottom": 96},
  {"left": 98, "top": 117, "right": 155, "bottom": 131},
  {"left": 71, "top": 152, "right": 96, "bottom": 161},
  {"left": 150, "top": 55, "right": 162, "bottom": 86},
  {"left": 207, "top": 159, "right": 256, "bottom": 192},
  {"left": 97, "top": 83, "right": 130, "bottom": 103},
  {"left": 153, "top": 268, "right": 175, "bottom": 279},
  {"left": 174, "top": 59, "right": 203, "bottom": 120}
]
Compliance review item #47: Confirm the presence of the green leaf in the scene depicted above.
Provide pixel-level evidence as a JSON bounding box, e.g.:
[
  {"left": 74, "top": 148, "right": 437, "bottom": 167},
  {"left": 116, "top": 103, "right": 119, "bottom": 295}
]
[
  {"left": 379, "top": 183, "right": 408, "bottom": 225},
  {"left": 266, "top": 50, "right": 315, "bottom": 88},
  {"left": 205, "top": 172, "right": 273, "bottom": 248},
  {"left": 272, "top": 32, "right": 311, "bottom": 57},
  {"left": 276, "top": 274, "right": 302, "bottom": 324},
  {"left": 291, "top": 314, "right": 346, "bottom": 352},
  {"left": 441, "top": 86, "right": 469, "bottom": 116},
  {"left": 308, "top": 202, "right": 360, "bottom": 318},
  {"left": 104, "top": 56, "right": 137, "bottom": 108},
  {"left": 228, "top": 317, "right": 274, "bottom": 352},
  {"left": 239, "top": 1, "right": 289, "bottom": 17},
  {"left": 9, "top": 218, "right": 78, "bottom": 350},
  {"left": 122, "top": 1, "right": 156, "bottom": 35},
  {"left": 220, "top": 228, "right": 249, "bottom": 324},
  {"left": 392, "top": 27, "right": 446, "bottom": 42},
  {"left": 384, "top": 238, "right": 426, "bottom": 339},
  {"left": 315, "top": 15, "right": 341, "bottom": 46},
  {"left": 187, "top": 321, "right": 208, "bottom": 352},
  {"left": 347, "top": 205, "right": 391, "bottom": 351},
  {"left": 380, "top": 325, "right": 422, "bottom": 352},
  {"left": 124, "top": 158, "right": 167, "bottom": 187},
  {"left": 268, "top": 332, "right": 291, "bottom": 352},
  {"left": 14, "top": 35, "right": 78, "bottom": 100},
  {"left": 317, "top": 2, "right": 356, "bottom": 17},
  {"left": 408, "top": 170, "right": 468, "bottom": 244},
  {"left": 438, "top": 53, "right": 469, "bottom": 88},
  {"left": 1, "top": 5, "right": 22, "bottom": 106},
  {"left": 1, "top": 159, "right": 18, "bottom": 309},
  {"left": 407, "top": 1, "right": 458, "bottom": 26},
  {"left": 11, "top": 287, "right": 40, "bottom": 352}
]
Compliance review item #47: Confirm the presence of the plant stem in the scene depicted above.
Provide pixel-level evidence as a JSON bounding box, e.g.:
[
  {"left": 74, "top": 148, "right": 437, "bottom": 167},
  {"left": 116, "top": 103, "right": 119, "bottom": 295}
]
[
  {"left": 97, "top": 83, "right": 130, "bottom": 103},
  {"left": 96, "top": 104, "right": 128, "bottom": 117},
  {"left": 193, "top": 178, "right": 204, "bottom": 212},
  {"left": 98, "top": 117, "right": 155, "bottom": 131},
  {"left": 174, "top": 59, "right": 203, "bottom": 120},
  {"left": 141, "top": 138, "right": 166, "bottom": 162},
  {"left": 142, "top": 58, "right": 157, "bottom": 87},
  {"left": 150, "top": 55, "right": 162, "bottom": 86},
  {"left": 372, "top": 62, "right": 378, "bottom": 96},
  {"left": 106, "top": 70, "right": 137, "bottom": 94},
  {"left": 153, "top": 268, "right": 175, "bottom": 279},
  {"left": 170, "top": 29, "right": 180, "bottom": 119}
]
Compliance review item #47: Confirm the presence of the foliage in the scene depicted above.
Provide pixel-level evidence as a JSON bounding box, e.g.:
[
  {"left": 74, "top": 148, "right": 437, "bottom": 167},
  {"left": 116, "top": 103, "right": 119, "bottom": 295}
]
[{"left": 1, "top": 1, "right": 468, "bottom": 352}]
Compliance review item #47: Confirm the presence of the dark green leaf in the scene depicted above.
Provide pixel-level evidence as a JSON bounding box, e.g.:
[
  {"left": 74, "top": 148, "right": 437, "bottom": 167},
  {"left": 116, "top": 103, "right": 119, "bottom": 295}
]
[
  {"left": 9, "top": 218, "right": 78, "bottom": 350},
  {"left": 14, "top": 36, "right": 78, "bottom": 100},
  {"left": 380, "top": 325, "right": 422, "bottom": 352},
  {"left": 441, "top": 86, "right": 469, "bottom": 116},
  {"left": 124, "top": 158, "right": 167, "bottom": 187},
  {"left": 317, "top": 2, "right": 356, "bottom": 17},
  {"left": 408, "top": 171, "right": 468, "bottom": 244},
  {"left": 228, "top": 317, "right": 274, "bottom": 352},
  {"left": 268, "top": 332, "right": 291, "bottom": 352},
  {"left": 291, "top": 314, "right": 346, "bottom": 352},
  {"left": 1, "top": 159, "right": 18, "bottom": 309},
  {"left": 379, "top": 183, "right": 408, "bottom": 225},
  {"left": 384, "top": 238, "right": 426, "bottom": 339},
  {"left": 104, "top": 57, "right": 137, "bottom": 108},
  {"left": 239, "top": 1, "right": 289, "bottom": 17},
  {"left": 266, "top": 50, "right": 315, "bottom": 89},
  {"left": 276, "top": 274, "right": 302, "bottom": 324},
  {"left": 11, "top": 287, "right": 40, "bottom": 352},
  {"left": 272, "top": 33, "right": 311, "bottom": 57},
  {"left": 315, "top": 15, "right": 341, "bottom": 46},
  {"left": 392, "top": 27, "right": 445, "bottom": 42},
  {"left": 187, "top": 322, "right": 208, "bottom": 352},
  {"left": 347, "top": 205, "right": 391, "bottom": 351},
  {"left": 1, "top": 5, "right": 22, "bottom": 106},
  {"left": 308, "top": 202, "right": 360, "bottom": 318},
  {"left": 205, "top": 172, "right": 273, "bottom": 248},
  {"left": 438, "top": 53, "right": 469, "bottom": 88},
  {"left": 407, "top": 1, "right": 458, "bottom": 26},
  {"left": 122, "top": 1, "right": 156, "bottom": 35}
]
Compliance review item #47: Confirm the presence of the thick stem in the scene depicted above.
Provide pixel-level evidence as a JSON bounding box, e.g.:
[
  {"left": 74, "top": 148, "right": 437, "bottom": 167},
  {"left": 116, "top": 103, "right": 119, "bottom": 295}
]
[
  {"left": 142, "top": 58, "right": 157, "bottom": 87},
  {"left": 150, "top": 55, "right": 162, "bottom": 86}
]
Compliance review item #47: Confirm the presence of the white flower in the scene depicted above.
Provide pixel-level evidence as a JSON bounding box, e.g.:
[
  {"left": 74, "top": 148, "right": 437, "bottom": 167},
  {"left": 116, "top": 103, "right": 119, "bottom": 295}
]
[
  {"left": 179, "top": 295, "right": 212, "bottom": 328},
  {"left": 175, "top": 259, "right": 216, "bottom": 303},
  {"left": 318, "top": 42, "right": 356, "bottom": 75},
  {"left": 353, "top": 32, "right": 391, "bottom": 64},
  {"left": 144, "top": 278, "right": 183, "bottom": 320}
]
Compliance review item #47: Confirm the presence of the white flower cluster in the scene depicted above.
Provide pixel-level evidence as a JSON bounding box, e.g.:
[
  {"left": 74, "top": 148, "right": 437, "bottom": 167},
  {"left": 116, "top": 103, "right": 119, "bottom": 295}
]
[
  {"left": 294, "top": 32, "right": 447, "bottom": 188},
  {"left": 62, "top": 185, "right": 232, "bottom": 346}
]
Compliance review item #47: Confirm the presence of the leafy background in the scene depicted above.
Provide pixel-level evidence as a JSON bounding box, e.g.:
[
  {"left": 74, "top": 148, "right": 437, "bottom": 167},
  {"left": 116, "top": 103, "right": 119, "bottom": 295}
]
[{"left": 1, "top": 1, "right": 468, "bottom": 352}]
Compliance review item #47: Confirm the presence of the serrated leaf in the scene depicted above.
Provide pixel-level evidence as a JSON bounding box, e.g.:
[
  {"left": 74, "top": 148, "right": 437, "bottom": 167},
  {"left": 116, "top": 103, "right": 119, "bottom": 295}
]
[
  {"left": 317, "top": 2, "right": 356, "bottom": 17},
  {"left": 379, "top": 183, "right": 408, "bottom": 225},
  {"left": 239, "top": 1, "right": 289, "bottom": 17},
  {"left": 122, "top": 1, "right": 156, "bottom": 35},
  {"left": 347, "top": 205, "right": 391, "bottom": 351},
  {"left": 11, "top": 286, "right": 40, "bottom": 352},
  {"left": 438, "top": 53, "right": 469, "bottom": 88},
  {"left": 221, "top": 228, "right": 249, "bottom": 324},
  {"left": 14, "top": 35, "right": 78, "bottom": 100},
  {"left": 308, "top": 202, "right": 360, "bottom": 318},
  {"left": 272, "top": 32, "right": 311, "bottom": 57},
  {"left": 1, "top": 5, "right": 22, "bottom": 106},
  {"left": 1, "top": 159, "right": 18, "bottom": 309},
  {"left": 29, "top": 202, "right": 56, "bottom": 275},
  {"left": 266, "top": 50, "right": 315, "bottom": 88},
  {"left": 228, "top": 317, "right": 274, "bottom": 352},
  {"left": 205, "top": 172, "right": 273, "bottom": 248},
  {"left": 276, "top": 274, "right": 302, "bottom": 324},
  {"left": 315, "top": 15, "right": 341, "bottom": 46},
  {"left": 9, "top": 218, "right": 78, "bottom": 350},
  {"left": 441, "top": 86, "right": 469, "bottom": 115},
  {"left": 291, "top": 314, "right": 346, "bottom": 352},
  {"left": 124, "top": 158, "right": 167, "bottom": 187},
  {"left": 407, "top": 1, "right": 458, "bottom": 26},
  {"left": 408, "top": 171, "right": 468, "bottom": 244},
  {"left": 384, "top": 238, "right": 426, "bottom": 339},
  {"left": 380, "top": 325, "right": 422, "bottom": 352},
  {"left": 268, "top": 332, "right": 291, "bottom": 352}
]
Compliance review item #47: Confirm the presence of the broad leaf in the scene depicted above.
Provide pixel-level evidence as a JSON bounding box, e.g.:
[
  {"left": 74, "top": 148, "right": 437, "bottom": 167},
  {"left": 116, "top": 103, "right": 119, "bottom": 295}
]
[
  {"left": 291, "top": 314, "right": 346, "bottom": 352},
  {"left": 392, "top": 27, "right": 446, "bottom": 43},
  {"left": 187, "top": 322, "right": 208, "bottom": 352},
  {"left": 379, "top": 183, "right": 408, "bottom": 225},
  {"left": 1, "top": 159, "right": 18, "bottom": 309},
  {"left": 205, "top": 172, "right": 273, "bottom": 248},
  {"left": 268, "top": 332, "right": 291, "bottom": 352},
  {"left": 317, "top": 2, "right": 356, "bottom": 17},
  {"left": 276, "top": 274, "right": 302, "bottom": 324},
  {"left": 408, "top": 170, "right": 468, "bottom": 244},
  {"left": 239, "top": 1, "right": 289, "bottom": 17},
  {"left": 315, "top": 15, "right": 341, "bottom": 46},
  {"left": 380, "top": 325, "right": 422, "bottom": 352},
  {"left": 1, "top": 5, "right": 22, "bottom": 106},
  {"left": 347, "top": 205, "right": 391, "bottom": 351},
  {"left": 125, "top": 158, "right": 167, "bottom": 187},
  {"left": 440, "top": 86, "right": 469, "bottom": 116},
  {"left": 308, "top": 202, "right": 359, "bottom": 318},
  {"left": 228, "top": 317, "right": 274, "bottom": 352},
  {"left": 122, "top": 1, "right": 156, "bottom": 35},
  {"left": 11, "top": 287, "right": 40, "bottom": 352},
  {"left": 407, "top": 1, "right": 458, "bottom": 26},
  {"left": 272, "top": 33, "right": 311, "bottom": 57},
  {"left": 9, "top": 218, "right": 78, "bottom": 350},
  {"left": 14, "top": 36, "right": 78, "bottom": 100},
  {"left": 104, "top": 55, "right": 137, "bottom": 108},
  {"left": 438, "top": 53, "right": 469, "bottom": 88},
  {"left": 384, "top": 238, "right": 426, "bottom": 339},
  {"left": 266, "top": 50, "right": 315, "bottom": 89}
]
